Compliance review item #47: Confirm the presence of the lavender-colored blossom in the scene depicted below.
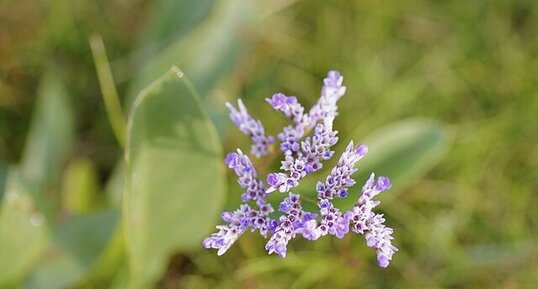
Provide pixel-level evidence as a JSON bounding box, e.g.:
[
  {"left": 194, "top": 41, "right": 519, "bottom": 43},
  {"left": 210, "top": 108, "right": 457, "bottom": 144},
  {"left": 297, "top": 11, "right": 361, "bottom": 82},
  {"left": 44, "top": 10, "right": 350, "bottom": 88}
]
[
  {"left": 226, "top": 99, "right": 275, "bottom": 157},
  {"left": 223, "top": 149, "right": 276, "bottom": 236},
  {"left": 267, "top": 71, "right": 346, "bottom": 156},
  {"left": 266, "top": 93, "right": 307, "bottom": 124},
  {"left": 203, "top": 204, "right": 252, "bottom": 256},
  {"left": 314, "top": 199, "right": 350, "bottom": 239},
  {"left": 307, "top": 70, "right": 346, "bottom": 128},
  {"left": 277, "top": 125, "right": 303, "bottom": 155},
  {"left": 265, "top": 193, "right": 318, "bottom": 257},
  {"left": 316, "top": 141, "right": 368, "bottom": 199},
  {"left": 266, "top": 121, "right": 339, "bottom": 193},
  {"left": 347, "top": 174, "right": 398, "bottom": 267},
  {"left": 225, "top": 149, "right": 266, "bottom": 202},
  {"left": 203, "top": 150, "right": 277, "bottom": 255},
  {"left": 204, "top": 70, "right": 397, "bottom": 268},
  {"left": 299, "top": 120, "right": 339, "bottom": 173}
]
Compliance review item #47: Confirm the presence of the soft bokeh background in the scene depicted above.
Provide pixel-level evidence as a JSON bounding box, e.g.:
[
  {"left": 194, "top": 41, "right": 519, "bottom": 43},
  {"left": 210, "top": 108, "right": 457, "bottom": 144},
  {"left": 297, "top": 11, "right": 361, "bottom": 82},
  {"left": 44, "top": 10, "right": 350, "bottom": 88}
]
[{"left": 1, "top": 0, "right": 537, "bottom": 288}]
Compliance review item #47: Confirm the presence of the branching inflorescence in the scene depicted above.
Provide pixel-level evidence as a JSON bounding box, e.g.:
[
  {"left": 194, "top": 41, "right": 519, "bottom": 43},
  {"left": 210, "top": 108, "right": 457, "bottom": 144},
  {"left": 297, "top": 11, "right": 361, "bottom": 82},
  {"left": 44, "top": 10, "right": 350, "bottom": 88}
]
[{"left": 203, "top": 71, "right": 397, "bottom": 267}]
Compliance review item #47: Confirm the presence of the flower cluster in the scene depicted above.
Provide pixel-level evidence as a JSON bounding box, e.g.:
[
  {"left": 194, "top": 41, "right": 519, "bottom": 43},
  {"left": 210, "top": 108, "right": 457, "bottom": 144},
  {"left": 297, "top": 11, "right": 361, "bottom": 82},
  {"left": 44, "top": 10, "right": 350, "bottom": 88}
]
[
  {"left": 204, "top": 71, "right": 397, "bottom": 267},
  {"left": 226, "top": 99, "right": 275, "bottom": 157},
  {"left": 204, "top": 150, "right": 277, "bottom": 254}
]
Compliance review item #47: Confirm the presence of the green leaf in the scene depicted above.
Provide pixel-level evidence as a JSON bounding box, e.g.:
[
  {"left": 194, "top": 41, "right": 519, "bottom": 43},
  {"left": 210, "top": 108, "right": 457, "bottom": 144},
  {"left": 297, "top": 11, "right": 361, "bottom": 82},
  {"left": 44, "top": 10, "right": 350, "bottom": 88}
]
[
  {"left": 354, "top": 119, "right": 450, "bottom": 186},
  {"left": 126, "top": 0, "right": 258, "bottom": 135},
  {"left": 336, "top": 119, "right": 450, "bottom": 206},
  {"left": 84, "top": 223, "right": 125, "bottom": 288},
  {"left": 127, "top": 0, "right": 256, "bottom": 103},
  {"left": 20, "top": 70, "right": 74, "bottom": 189},
  {"left": 0, "top": 169, "right": 48, "bottom": 287},
  {"left": 124, "top": 67, "right": 226, "bottom": 287},
  {"left": 22, "top": 210, "right": 119, "bottom": 289},
  {"left": 138, "top": 0, "right": 214, "bottom": 52}
]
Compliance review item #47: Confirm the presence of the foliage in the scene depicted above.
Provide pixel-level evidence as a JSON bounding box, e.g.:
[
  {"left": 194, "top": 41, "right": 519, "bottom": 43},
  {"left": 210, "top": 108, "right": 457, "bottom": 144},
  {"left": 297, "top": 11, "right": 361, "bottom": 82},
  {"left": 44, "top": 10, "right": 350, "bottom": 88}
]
[{"left": 0, "top": 0, "right": 536, "bottom": 288}]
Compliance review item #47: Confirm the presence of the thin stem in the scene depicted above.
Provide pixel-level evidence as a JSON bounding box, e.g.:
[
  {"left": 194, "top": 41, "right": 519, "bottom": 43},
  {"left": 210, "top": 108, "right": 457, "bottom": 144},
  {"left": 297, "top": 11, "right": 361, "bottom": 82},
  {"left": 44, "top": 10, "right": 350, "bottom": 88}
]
[
  {"left": 301, "top": 195, "right": 318, "bottom": 205},
  {"left": 89, "top": 34, "right": 126, "bottom": 149}
]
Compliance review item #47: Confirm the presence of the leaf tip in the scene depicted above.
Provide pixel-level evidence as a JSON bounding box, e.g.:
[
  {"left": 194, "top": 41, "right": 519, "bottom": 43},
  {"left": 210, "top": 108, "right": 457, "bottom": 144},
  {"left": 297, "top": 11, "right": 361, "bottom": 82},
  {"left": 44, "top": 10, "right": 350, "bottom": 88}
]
[{"left": 170, "top": 66, "right": 184, "bottom": 78}]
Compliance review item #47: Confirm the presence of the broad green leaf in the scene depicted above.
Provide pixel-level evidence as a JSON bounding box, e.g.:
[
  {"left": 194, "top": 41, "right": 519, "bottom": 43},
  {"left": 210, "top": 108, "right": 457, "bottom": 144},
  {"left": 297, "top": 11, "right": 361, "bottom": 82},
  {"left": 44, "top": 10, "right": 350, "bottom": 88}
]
[
  {"left": 334, "top": 119, "right": 450, "bottom": 207},
  {"left": 84, "top": 223, "right": 125, "bottom": 288},
  {"left": 108, "top": 267, "right": 129, "bottom": 289},
  {"left": 125, "top": 67, "right": 226, "bottom": 287},
  {"left": 138, "top": 0, "right": 214, "bottom": 52},
  {"left": 0, "top": 169, "right": 48, "bottom": 287},
  {"left": 20, "top": 70, "right": 74, "bottom": 189},
  {"left": 295, "top": 119, "right": 450, "bottom": 208},
  {"left": 22, "top": 210, "right": 119, "bottom": 289},
  {"left": 127, "top": 0, "right": 256, "bottom": 104},
  {"left": 137, "top": 0, "right": 295, "bottom": 55},
  {"left": 126, "top": 0, "right": 258, "bottom": 135},
  {"left": 352, "top": 119, "right": 450, "bottom": 188}
]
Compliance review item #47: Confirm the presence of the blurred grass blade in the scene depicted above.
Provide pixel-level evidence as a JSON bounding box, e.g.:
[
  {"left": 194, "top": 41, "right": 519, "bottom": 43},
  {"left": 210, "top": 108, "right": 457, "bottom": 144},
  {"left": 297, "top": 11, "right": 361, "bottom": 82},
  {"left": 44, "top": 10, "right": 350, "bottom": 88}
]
[
  {"left": 236, "top": 255, "right": 311, "bottom": 280},
  {"left": 290, "top": 261, "right": 330, "bottom": 289},
  {"left": 356, "top": 119, "right": 450, "bottom": 187},
  {"left": 0, "top": 169, "right": 48, "bottom": 287},
  {"left": 22, "top": 210, "right": 119, "bottom": 289},
  {"left": 90, "top": 35, "right": 126, "bottom": 149},
  {"left": 124, "top": 67, "right": 226, "bottom": 287},
  {"left": 61, "top": 157, "right": 103, "bottom": 214},
  {"left": 20, "top": 70, "right": 74, "bottom": 189},
  {"left": 0, "top": 164, "right": 6, "bottom": 204},
  {"left": 259, "top": 0, "right": 301, "bottom": 17},
  {"left": 105, "top": 160, "right": 125, "bottom": 208},
  {"left": 126, "top": 0, "right": 255, "bottom": 103},
  {"left": 138, "top": 0, "right": 214, "bottom": 53},
  {"left": 331, "top": 119, "right": 451, "bottom": 208},
  {"left": 298, "top": 119, "right": 450, "bottom": 207}
]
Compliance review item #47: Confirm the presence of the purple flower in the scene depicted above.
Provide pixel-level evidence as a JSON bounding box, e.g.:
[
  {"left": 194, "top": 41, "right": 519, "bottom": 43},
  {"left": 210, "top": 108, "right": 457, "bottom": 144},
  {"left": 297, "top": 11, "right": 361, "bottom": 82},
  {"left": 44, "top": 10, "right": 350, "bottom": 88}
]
[
  {"left": 315, "top": 199, "right": 350, "bottom": 239},
  {"left": 226, "top": 99, "right": 275, "bottom": 157},
  {"left": 266, "top": 121, "right": 339, "bottom": 193},
  {"left": 203, "top": 198, "right": 278, "bottom": 255},
  {"left": 202, "top": 204, "right": 252, "bottom": 255},
  {"left": 316, "top": 141, "right": 368, "bottom": 199},
  {"left": 347, "top": 174, "right": 398, "bottom": 268},
  {"left": 267, "top": 71, "right": 347, "bottom": 156},
  {"left": 266, "top": 93, "right": 307, "bottom": 124},
  {"left": 300, "top": 121, "right": 339, "bottom": 171},
  {"left": 306, "top": 70, "right": 346, "bottom": 128},
  {"left": 225, "top": 149, "right": 266, "bottom": 202},
  {"left": 277, "top": 125, "right": 303, "bottom": 155},
  {"left": 265, "top": 193, "right": 317, "bottom": 257},
  {"left": 204, "top": 70, "right": 397, "bottom": 268}
]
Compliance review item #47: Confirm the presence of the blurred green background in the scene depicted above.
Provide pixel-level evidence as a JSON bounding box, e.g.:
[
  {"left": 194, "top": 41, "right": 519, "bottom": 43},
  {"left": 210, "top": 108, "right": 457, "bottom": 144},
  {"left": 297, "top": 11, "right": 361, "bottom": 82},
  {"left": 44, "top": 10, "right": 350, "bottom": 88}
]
[{"left": 1, "top": 0, "right": 537, "bottom": 288}]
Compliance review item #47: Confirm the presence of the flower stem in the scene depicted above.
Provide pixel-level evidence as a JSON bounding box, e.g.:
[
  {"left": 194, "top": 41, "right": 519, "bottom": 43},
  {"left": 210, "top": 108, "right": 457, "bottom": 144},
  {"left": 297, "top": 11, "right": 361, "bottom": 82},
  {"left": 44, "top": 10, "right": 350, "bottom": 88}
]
[{"left": 301, "top": 195, "right": 318, "bottom": 205}]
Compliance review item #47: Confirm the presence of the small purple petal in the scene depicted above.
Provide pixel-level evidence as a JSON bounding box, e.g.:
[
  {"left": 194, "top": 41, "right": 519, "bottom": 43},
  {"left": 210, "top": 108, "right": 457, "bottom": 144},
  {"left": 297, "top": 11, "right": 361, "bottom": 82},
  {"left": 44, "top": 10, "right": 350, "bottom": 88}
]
[
  {"left": 376, "top": 176, "right": 392, "bottom": 191},
  {"left": 356, "top": 144, "right": 368, "bottom": 156}
]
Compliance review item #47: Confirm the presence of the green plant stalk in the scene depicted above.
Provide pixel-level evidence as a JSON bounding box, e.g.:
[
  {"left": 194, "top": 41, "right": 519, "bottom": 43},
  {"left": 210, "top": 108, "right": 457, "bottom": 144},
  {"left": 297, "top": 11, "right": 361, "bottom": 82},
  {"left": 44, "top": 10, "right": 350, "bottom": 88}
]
[{"left": 89, "top": 34, "right": 126, "bottom": 149}]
